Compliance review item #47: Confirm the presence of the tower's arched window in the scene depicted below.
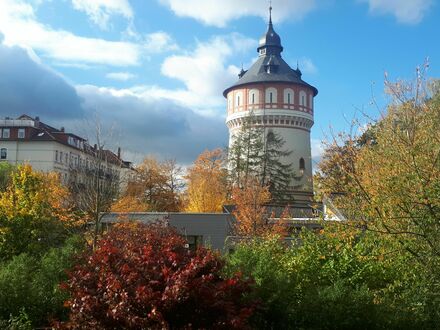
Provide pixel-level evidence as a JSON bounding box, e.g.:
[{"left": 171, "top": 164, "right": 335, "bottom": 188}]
[
  {"left": 299, "top": 90, "right": 307, "bottom": 107},
  {"left": 265, "top": 87, "right": 277, "bottom": 104},
  {"left": 235, "top": 91, "right": 243, "bottom": 108},
  {"left": 299, "top": 157, "right": 305, "bottom": 170},
  {"left": 248, "top": 89, "right": 259, "bottom": 105},
  {"left": 284, "top": 88, "right": 294, "bottom": 104},
  {"left": 309, "top": 94, "right": 313, "bottom": 109}
]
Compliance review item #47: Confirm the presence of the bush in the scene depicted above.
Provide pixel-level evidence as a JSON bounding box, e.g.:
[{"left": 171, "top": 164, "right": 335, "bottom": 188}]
[
  {"left": 61, "top": 223, "right": 256, "bottom": 329},
  {"left": 0, "top": 235, "right": 84, "bottom": 327},
  {"left": 226, "top": 225, "right": 429, "bottom": 329}
]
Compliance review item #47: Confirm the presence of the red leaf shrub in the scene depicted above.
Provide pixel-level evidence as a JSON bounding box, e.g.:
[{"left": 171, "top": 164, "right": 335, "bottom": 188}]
[{"left": 60, "top": 222, "right": 255, "bottom": 329}]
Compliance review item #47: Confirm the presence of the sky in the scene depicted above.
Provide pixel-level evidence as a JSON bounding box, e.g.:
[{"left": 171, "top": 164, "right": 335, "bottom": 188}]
[{"left": 0, "top": 0, "right": 439, "bottom": 166}]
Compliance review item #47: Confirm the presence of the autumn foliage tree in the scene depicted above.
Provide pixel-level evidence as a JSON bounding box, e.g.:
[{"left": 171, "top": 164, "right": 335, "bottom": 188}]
[
  {"left": 0, "top": 164, "right": 73, "bottom": 222},
  {"left": 185, "top": 149, "right": 228, "bottom": 213},
  {"left": 61, "top": 223, "right": 255, "bottom": 329},
  {"left": 232, "top": 177, "right": 288, "bottom": 237},
  {"left": 316, "top": 68, "right": 440, "bottom": 320},
  {"left": 113, "top": 157, "right": 183, "bottom": 212},
  {"left": 0, "top": 165, "right": 77, "bottom": 260}
]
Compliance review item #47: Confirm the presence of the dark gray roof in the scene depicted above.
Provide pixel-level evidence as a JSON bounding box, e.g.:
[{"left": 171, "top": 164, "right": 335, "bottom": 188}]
[{"left": 223, "top": 17, "right": 318, "bottom": 97}]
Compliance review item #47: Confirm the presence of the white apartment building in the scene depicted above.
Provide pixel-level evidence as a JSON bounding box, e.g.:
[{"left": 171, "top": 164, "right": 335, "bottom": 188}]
[{"left": 0, "top": 114, "right": 134, "bottom": 190}]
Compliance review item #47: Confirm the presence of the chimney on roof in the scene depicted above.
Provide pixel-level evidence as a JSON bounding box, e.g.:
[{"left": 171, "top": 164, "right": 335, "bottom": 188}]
[
  {"left": 94, "top": 144, "right": 97, "bottom": 151},
  {"left": 117, "top": 147, "right": 121, "bottom": 159},
  {"left": 34, "top": 116, "right": 40, "bottom": 127},
  {"left": 60, "top": 127, "right": 65, "bottom": 132}
]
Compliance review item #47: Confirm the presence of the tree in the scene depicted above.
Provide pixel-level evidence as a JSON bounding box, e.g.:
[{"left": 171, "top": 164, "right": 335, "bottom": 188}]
[
  {"left": 121, "top": 157, "right": 183, "bottom": 212},
  {"left": 260, "top": 130, "right": 294, "bottom": 203},
  {"left": 0, "top": 164, "right": 73, "bottom": 222},
  {"left": 185, "top": 149, "right": 228, "bottom": 213},
  {"left": 316, "top": 67, "right": 440, "bottom": 322},
  {"left": 0, "top": 235, "right": 84, "bottom": 327},
  {"left": 0, "top": 162, "right": 14, "bottom": 192},
  {"left": 231, "top": 177, "right": 287, "bottom": 237},
  {"left": 228, "top": 115, "right": 294, "bottom": 204},
  {"left": 69, "top": 146, "right": 120, "bottom": 249},
  {"left": 60, "top": 223, "right": 255, "bottom": 329},
  {"left": 228, "top": 116, "right": 265, "bottom": 188}
]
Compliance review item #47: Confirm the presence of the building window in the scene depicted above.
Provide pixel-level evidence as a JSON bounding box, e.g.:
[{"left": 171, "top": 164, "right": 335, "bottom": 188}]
[
  {"left": 237, "top": 96, "right": 240, "bottom": 106},
  {"left": 299, "top": 90, "right": 307, "bottom": 107},
  {"left": 18, "top": 128, "right": 25, "bottom": 139},
  {"left": 266, "top": 87, "right": 277, "bottom": 104},
  {"left": 2, "top": 129, "right": 10, "bottom": 139},
  {"left": 0, "top": 148, "right": 6, "bottom": 160},
  {"left": 185, "top": 235, "right": 203, "bottom": 251},
  {"left": 252, "top": 93, "right": 255, "bottom": 104},
  {"left": 299, "top": 157, "right": 305, "bottom": 171},
  {"left": 287, "top": 93, "right": 291, "bottom": 104},
  {"left": 60, "top": 152, "right": 63, "bottom": 163},
  {"left": 55, "top": 150, "right": 58, "bottom": 162},
  {"left": 65, "top": 154, "right": 68, "bottom": 163}
]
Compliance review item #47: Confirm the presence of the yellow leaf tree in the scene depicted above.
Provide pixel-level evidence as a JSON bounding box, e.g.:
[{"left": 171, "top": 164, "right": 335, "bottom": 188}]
[
  {"left": 231, "top": 177, "right": 288, "bottom": 237},
  {"left": 185, "top": 149, "right": 228, "bottom": 213},
  {"left": 0, "top": 164, "right": 74, "bottom": 223}
]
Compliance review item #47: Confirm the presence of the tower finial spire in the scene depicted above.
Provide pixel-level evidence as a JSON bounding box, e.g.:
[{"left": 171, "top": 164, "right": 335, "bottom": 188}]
[{"left": 269, "top": 0, "right": 273, "bottom": 24}]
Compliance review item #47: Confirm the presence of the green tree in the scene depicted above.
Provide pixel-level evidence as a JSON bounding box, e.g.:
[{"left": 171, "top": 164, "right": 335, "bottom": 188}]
[
  {"left": 0, "top": 235, "right": 84, "bottom": 327},
  {"left": 228, "top": 114, "right": 294, "bottom": 204},
  {"left": 0, "top": 162, "right": 15, "bottom": 192},
  {"left": 316, "top": 69, "right": 440, "bottom": 324}
]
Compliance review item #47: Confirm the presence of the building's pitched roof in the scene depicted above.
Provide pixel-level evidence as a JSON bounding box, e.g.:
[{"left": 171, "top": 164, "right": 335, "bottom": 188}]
[{"left": 1, "top": 114, "right": 129, "bottom": 166}]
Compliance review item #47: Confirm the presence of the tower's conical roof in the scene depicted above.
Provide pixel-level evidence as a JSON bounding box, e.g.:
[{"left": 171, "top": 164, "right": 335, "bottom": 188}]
[
  {"left": 257, "top": 7, "right": 283, "bottom": 55},
  {"left": 223, "top": 7, "right": 318, "bottom": 97}
]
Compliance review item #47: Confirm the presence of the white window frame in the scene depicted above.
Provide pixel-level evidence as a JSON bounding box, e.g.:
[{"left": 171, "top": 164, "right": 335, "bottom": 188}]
[
  {"left": 18, "top": 128, "right": 25, "bottom": 139},
  {"left": 2, "top": 128, "right": 10, "bottom": 139},
  {"left": 0, "top": 148, "right": 7, "bottom": 160}
]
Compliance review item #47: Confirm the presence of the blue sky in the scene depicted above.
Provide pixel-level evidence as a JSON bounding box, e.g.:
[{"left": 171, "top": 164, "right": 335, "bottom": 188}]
[{"left": 0, "top": 0, "right": 438, "bottom": 165}]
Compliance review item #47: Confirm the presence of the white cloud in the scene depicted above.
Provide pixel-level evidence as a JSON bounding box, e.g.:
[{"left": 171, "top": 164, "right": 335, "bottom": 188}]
[
  {"left": 74, "top": 84, "right": 228, "bottom": 163},
  {"left": 158, "top": 33, "right": 255, "bottom": 111},
  {"left": 144, "top": 31, "right": 179, "bottom": 53},
  {"left": 311, "top": 139, "right": 324, "bottom": 159},
  {"left": 71, "top": 0, "right": 133, "bottom": 29},
  {"left": 159, "top": 0, "right": 317, "bottom": 27},
  {"left": 360, "top": 0, "right": 433, "bottom": 24},
  {"left": 0, "top": 0, "right": 177, "bottom": 66},
  {"left": 297, "top": 57, "right": 318, "bottom": 74},
  {"left": 106, "top": 72, "right": 137, "bottom": 81}
]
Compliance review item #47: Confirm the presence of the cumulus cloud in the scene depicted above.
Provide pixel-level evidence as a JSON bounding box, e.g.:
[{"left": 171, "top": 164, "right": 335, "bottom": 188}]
[
  {"left": 159, "top": 0, "right": 317, "bottom": 27},
  {"left": 144, "top": 31, "right": 179, "bottom": 53},
  {"left": 0, "top": 0, "right": 177, "bottom": 66},
  {"left": 0, "top": 42, "right": 84, "bottom": 119},
  {"left": 71, "top": 0, "right": 133, "bottom": 29},
  {"left": 76, "top": 85, "right": 228, "bottom": 163},
  {"left": 157, "top": 33, "right": 255, "bottom": 112},
  {"left": 106, "top": 72, "right": 137, "bottom": 81},
  {"left": 0, "top": 41, "right": 228, "bottom": 164},
  {"left": 360, "top": 0, "right": 433, "bottom": 24}
]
